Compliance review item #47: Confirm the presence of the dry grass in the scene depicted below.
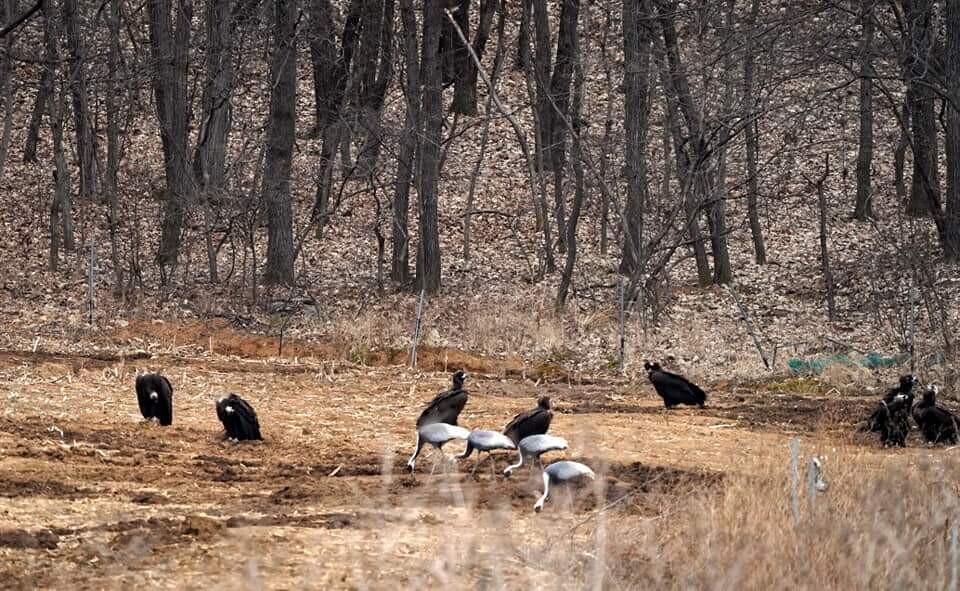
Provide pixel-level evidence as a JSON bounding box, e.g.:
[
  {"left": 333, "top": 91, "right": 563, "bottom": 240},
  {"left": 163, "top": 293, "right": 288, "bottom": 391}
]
[{"left": 0, "top": 331, "right": 958, "bottom": 589}]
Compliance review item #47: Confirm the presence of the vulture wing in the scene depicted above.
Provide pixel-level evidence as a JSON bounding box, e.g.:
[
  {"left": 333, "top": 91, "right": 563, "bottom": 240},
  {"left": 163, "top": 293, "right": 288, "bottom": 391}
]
[
  {"left": 416, "top": 388, "right": 468, "bottom": 428},
  {"left": 503, "top": 408, "right": 552, "bottom": 444}
]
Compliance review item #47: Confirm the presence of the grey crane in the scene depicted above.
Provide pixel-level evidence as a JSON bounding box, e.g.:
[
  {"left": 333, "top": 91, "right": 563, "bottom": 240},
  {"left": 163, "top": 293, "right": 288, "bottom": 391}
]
[
  {"left": 407, "top": 423, "right": 471, "bottom": 474},
  {"left": 534, "top": 460, "right": 596, "bottom": 513},
  {"left": 456, "top": 430, "right": 516, "bottom": 477},
  {"left": 504, "top": 434, "right": 568, "bottom": 477}
]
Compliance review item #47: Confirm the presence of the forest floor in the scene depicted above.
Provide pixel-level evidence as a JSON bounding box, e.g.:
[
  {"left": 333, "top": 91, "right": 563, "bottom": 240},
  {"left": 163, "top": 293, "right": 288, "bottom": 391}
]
[{"left": 0, "top": 320, "right": 952, "bottom": 589}]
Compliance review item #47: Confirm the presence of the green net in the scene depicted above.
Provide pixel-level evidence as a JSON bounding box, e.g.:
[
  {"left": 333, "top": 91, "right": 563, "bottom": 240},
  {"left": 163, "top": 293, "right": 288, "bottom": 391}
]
[{"left": 786, "top": 352, "right": 916, "bottom": 373}]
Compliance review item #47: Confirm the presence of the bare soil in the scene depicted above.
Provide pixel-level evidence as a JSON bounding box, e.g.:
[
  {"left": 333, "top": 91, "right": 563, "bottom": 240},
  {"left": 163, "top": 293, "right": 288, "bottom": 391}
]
[{"left": 0, "top": 325, "right": 936, "bottom": 589}]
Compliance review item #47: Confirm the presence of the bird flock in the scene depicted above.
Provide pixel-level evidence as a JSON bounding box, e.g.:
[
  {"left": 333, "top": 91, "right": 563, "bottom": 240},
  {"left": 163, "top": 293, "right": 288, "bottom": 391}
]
[
  {"left": 132, "top": 360, "right": 709, "bottom": 513},
  {"left": 860, "top": 374, "right": 959, "bottom": 447},
  {"left": 134, "top": 364, "right": 960, "bottom": 513},
  {"left": 404, "top": 371, "right": 595, "bottom": 511}
]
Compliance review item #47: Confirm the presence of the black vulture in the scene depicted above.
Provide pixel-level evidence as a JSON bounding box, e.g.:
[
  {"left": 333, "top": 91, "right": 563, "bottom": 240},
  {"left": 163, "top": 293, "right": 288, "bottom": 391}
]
[
  {"left": 860, "top": 374, "right": 918, "bottom": 432},
  {"left": 416, "top": 370, "right": 469, "bottom": 428},
  {"left": 407, "top": 423, "right": 470, "bottom": 473},
  {"left": 503, "top": 396, "right": 554, "bottom": 444},
  {"left": 644, "top": 361, "right": 707, "bottom": 408},
  {"left": 135, "top": 373, "right": 173, "bottom": 426},
  {"left": 875, "top": 390, "right": 914, "bottom": 447},
  {"left": 216, "top": 394, "right": 262, "bottom": 441},
  {"left": 533, "top": 461, "right": 596, "bottom": 513},
  {"left": 912, "top": 385, "right": 959, "bottom": 445}
]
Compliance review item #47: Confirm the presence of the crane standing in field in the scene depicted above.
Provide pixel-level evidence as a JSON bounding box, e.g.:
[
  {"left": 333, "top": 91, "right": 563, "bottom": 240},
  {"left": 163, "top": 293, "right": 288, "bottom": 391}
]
[
  {"left": 534, "top": 460, "right": 596, "bottom": 513},
  {"left": 407, "top": 423, "right": 471, "bottom": 474}
]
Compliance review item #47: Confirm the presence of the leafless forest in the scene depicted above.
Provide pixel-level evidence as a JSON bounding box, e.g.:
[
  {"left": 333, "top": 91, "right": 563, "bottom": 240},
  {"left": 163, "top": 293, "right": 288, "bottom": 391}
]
[{"left": 1, "top": 0, "right": 960, "bottom": 589}]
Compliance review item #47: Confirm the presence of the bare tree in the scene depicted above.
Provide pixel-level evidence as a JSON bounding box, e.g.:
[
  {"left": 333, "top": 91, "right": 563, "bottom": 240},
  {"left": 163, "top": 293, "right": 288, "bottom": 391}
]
[
  {"left": 354, "top": 0, "right": 395, "bottom": 176},
  {"left": 417, "top": 0, "right": 444, "bottom": 293},
  {"left": 655, "top": 0, "right": 712, "bottom": 286},
  {"left": 742, "top": 0, "right": 766, "bottom": 262},
  {"left": 451, "top": 0, "right": 496, "bottom": 116},
  {"left": 62, "top": 0, "right": 99, "bottom": 199},
  {"left": 309, "top": 0, "right": 358, "bottom": 238},
  {"left": 903, "top": 0, "right": 939, "bottom": 217},
  {"left": 192, "top": 0, "right": 239, "bottom": 283},
  {"left": 392, "top": 0, "right": 419, "bottom": 284},
  {"left": 262, "top": 0, "right": 298, "bottom": 285},
  {"left": 945, "top": 0, "right": 960, "bottom": 258},
  {"left": 146, "top": 0, "right": 192, "bottom": 277},
  {"left": 547, "top": 0, "right": 579, "bottom": 252},
  {"left": 619, "top": 0, "right": 652, "bottom": 278},
  {"left": 23, "top": 0, "right": 53, "bottom": 164},
  {"left": 854, "top": 0, "right": 876, "bottom": 220},
  {"left": 556, "top": 16, "right": 586, "bottom": 311}
]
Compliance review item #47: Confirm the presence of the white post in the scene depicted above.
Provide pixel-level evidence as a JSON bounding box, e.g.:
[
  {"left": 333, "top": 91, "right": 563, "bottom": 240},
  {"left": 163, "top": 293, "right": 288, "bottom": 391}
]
[{"left": 790, "top": 438, "right": 800, "bottom": 525}]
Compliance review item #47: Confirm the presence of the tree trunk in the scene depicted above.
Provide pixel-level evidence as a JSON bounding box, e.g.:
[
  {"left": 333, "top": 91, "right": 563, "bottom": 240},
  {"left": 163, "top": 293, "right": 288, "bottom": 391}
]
[
  {"left": 453, "top": 0, "right": 496, "bottom": 116},
  {"left": 944, "top": 0, "right": 960, "bottom": 258},
  {"left": 464, "top": 2, "right": 507, "bottom": 262},
  {"left": 50, "top": 81, "right": 73, "bottom": 269},
  {"left": 620, "top": 0, "right": 652, "bottom": 278},
  {"left": 24, "top": 0, "right": 53, "bottom": 164},
  {"left": 707, "top": 0, "right": 734, "bottom": 285},
  {"left": 547, "top": 0, "right": 579, "bottom": 253},
  {"left": 146, "top": 0, "right": 192, "bottom": 273},
  {"left": 62, "top": 0, "right": 99, "bottom": 200},
  {"left": 598, "top": 4, "right": 614, "bottom": 256},
  {"left": 105, "top": 0, "right": 122, "bottom": 288},
  {"left": 392, "top": 0, "right": 420, "bottom": 284},
  {"left": 355, "top": 0, "right": 395, "bottom": 177},
  {"left": 193, "top": 0, "right": 237, "bottom": 283},
  {"left": 815, "top": 157, "right": 837, "bottom": 321},
  {"left": 854, "top": 0, "right": 875, "bottom": 220},
  {"left": 515, "top": 0, "right": 531, "bottom": 70},
  {"left": 531, "top": 0, "right": 552, "bottom": 172},
  {"left": 895, "top": 98, "right": 910, "bottom": 205},
  {"left": 903, "top": 0, "right": 939, "bottom": 217},
  {"left": 556, "top": 25, "right": 585, "bottom": 311},
  {"left": 262, "top": 0, "right": 298, "bottom": 285},
  {"left": 655, "top": 0, "right": 711, "bottom": 286},
  {"left": 417, "top": 0, "right": 444, "bottom": 293},
  {"left": 309, "top": 0, "right": 356, "bottom": 238},
  {"left": 743, "top": 0, "right": 766, "bottom": 263}
]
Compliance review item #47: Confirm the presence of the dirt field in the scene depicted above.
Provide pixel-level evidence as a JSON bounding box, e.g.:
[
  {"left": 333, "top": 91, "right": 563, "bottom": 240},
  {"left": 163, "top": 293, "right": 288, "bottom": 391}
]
[{"left": 0, "top": 328, "right": 950, "bottom": 589}]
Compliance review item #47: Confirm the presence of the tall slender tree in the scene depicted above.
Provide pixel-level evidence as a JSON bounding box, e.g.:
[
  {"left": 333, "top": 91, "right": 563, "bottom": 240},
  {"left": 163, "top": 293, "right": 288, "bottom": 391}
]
[
  {"left": 417, "top": 0, "right": 443, "bottom": 293},
  {"left": 262, "top": 0, "right": 298, "bottom": 284},
  {"left": 620, "top": 0, "right": 653, "bottom": 278},
  {"left": 146, "top": 0, "right": 192, "bottom": 275},
  {"left": 392, "top": 0, "right": 419, "bottom": 284},
  {"left": 854, "top": 0, "right": 875, "bottom": 220},
  {"left": 944, "top": 0, "right": 960, "bottom": 258}
]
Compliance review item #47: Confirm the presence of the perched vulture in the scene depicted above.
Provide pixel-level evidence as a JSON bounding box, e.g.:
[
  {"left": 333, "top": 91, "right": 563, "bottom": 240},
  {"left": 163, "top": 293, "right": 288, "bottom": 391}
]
[
  {"left": 136, "top": 373, "right": 173, "bottom": 426},
  {"left": 416, "top": 370, "right": 469, "bottom": 428},
  {"left": 216, "top": 394, "right": 262, "bottom": 441},
  {"left": 644, "top": 362, "right": 707, "bottom": 408},
  {"left": 503, "top": 396, "right": 554, "bottom": 444}
]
